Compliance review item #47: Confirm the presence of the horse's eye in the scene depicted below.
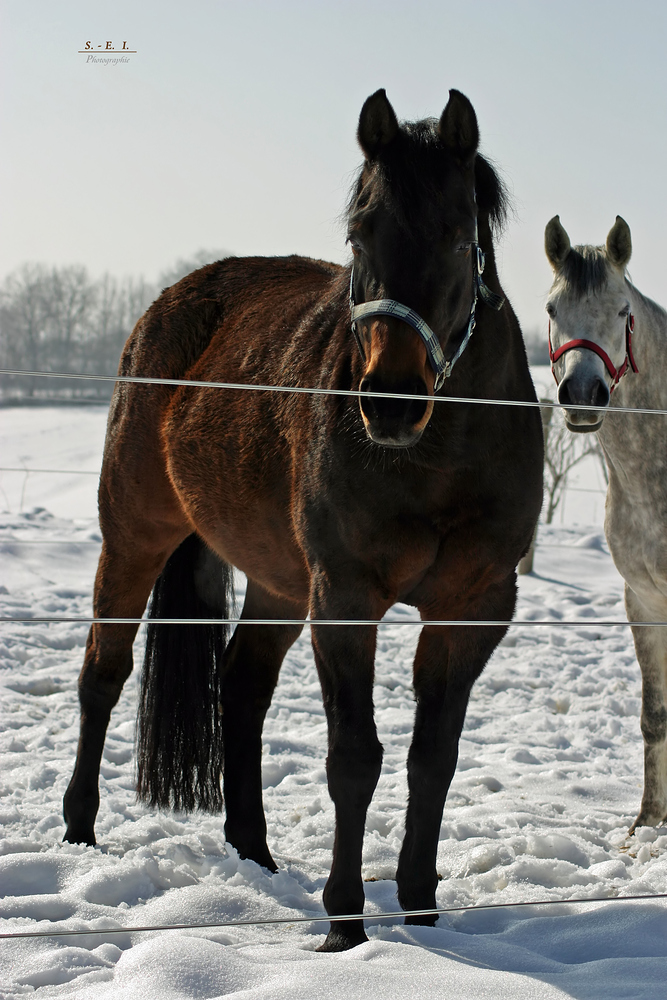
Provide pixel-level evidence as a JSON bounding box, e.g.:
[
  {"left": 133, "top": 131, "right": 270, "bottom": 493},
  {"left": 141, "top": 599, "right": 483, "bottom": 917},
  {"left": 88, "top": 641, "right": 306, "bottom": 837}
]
[
  {"left": 455, "top": 243, "right": 472, "bottom": 256},
  {"left": 546, "top": 302, "right": 556, "bottom": 318},
  {"left": 619, "top": 306, "right": 630, "bottom": 317},
  {"left": 347, "top": 236, "right": 363, "bottom": 257}
]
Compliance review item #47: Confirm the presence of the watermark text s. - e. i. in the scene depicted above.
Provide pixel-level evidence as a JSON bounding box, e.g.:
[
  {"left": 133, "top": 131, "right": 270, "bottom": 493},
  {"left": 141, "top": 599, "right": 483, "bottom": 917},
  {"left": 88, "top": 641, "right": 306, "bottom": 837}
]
[
  {"left": 78, "top": 41, "right": 136, "bottom": 65},
  {"left": 79, "top": 41, "right": 136, "bottom": 52}
]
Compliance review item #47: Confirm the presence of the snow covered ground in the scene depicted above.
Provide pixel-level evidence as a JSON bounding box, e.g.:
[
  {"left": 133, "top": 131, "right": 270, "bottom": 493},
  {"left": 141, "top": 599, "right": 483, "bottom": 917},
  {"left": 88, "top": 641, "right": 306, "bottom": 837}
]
[{"left": 1, "top": 400, "right": 666, "bottom": 999}]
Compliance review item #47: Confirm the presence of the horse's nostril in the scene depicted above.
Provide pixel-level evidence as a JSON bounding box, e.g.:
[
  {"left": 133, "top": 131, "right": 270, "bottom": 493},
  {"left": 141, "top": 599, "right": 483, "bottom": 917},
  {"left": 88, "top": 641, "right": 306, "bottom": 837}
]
[
  {"left": 590, "top": 378, "right": 610, "bottom": 409},
  {"left": 558, "top": 379, "right": 571, "bottom": 407},
  {"left": 360, "top": 377, "right": 428, "bottom": 429},
  {"left": 359, "top": 377, "right": 379, "bottom": 422},
  {"left": 558, "top": 376, "right": 609, "bottom": 410}
]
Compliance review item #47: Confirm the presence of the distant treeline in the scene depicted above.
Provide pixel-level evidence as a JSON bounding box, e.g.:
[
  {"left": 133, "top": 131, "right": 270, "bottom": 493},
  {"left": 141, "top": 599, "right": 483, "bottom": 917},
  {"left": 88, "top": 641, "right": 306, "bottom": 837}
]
[
  {"left": 0, "top": 252, "right": 549, "bottom": 402},
  {"left": 0, "top": 250, "right": 229, "bottom": 402},
  {"left": 522, "top": 328, "right": 550, "bottom": 366}
]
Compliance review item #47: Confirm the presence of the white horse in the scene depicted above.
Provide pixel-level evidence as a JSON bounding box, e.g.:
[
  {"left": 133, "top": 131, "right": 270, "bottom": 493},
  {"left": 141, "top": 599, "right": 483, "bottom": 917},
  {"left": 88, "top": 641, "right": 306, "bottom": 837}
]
[{"left": 545, "top": 215, "right": 667, "bottom": 832}]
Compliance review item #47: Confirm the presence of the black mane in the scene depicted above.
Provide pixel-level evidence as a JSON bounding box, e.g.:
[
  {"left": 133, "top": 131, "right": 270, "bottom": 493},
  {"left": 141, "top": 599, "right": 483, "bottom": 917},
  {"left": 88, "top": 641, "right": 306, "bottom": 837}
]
[{"left": 474, "top": 152, "right": 509, "bottom": 234}]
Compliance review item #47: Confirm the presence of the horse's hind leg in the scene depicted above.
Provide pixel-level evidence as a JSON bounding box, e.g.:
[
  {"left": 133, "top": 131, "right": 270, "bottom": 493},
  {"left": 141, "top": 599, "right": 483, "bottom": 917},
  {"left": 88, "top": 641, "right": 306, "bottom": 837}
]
[
  {"left": 626, "top": 586, "right": 667, "bottom": 832},
  {"left": 63, "top": 529, "right": 185, "bottom": 845},
  {"left": 221, "top": 580, "right": 305, "bottom": 871}
]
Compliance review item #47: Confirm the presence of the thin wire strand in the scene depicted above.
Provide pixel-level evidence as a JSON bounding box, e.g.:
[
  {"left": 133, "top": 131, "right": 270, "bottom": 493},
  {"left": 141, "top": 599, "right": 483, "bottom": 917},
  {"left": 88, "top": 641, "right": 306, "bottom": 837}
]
[
  {"left": 0, "top": 616, "right": 650, "bottom": 627},
  {"left": 0, "top": 466, "right": 99, "bottom": 476},
  {"left": 1, "top": 891, "right": 664, "bottom": 941},
  {"left": 0, "top": 534, "right": 604, "bottom": 546},
  {"left": 2, "top": 367, "right": 667, "bottom": 417},
  {"left": 0, "top": 539, "right": 101, "bottom": 544}
]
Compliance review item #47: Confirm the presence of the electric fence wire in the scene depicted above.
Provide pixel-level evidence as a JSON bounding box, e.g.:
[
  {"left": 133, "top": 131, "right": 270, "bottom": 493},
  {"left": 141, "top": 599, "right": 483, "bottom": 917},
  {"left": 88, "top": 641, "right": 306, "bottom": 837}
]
[
  {"left": 0, "top": 616, "right": 659, "bottom": 627},
  {"left": 0, "top": 372, "right": 648, "bottom": 629},
  {"left": 2, "top": 366, "right": 667, "bottom": 417},
  {"left": 1, "top": 891, "right": 666, "bottom": 941},
  {"left": 0, "top": 466, "right": 100, "bottom": 475}
]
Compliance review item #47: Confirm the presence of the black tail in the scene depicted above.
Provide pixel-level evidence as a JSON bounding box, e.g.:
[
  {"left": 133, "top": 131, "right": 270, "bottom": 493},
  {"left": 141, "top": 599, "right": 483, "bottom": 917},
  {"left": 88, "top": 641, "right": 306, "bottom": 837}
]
[{"left": 136, "top": 534, "right": 234, "bottom": 812}]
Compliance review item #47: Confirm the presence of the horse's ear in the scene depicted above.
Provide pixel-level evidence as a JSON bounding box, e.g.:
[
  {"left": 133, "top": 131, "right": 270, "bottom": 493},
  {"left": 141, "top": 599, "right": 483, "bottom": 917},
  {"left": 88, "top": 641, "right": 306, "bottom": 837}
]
[
  {"left": 357, "top": 89, "right": 399, "bottom": 160},
  {"left": 606, "top": 216, "right": 632, "bottom": 269},
  {"left": 545, "top": 216, "right": 571, "bottom": 271},
  {"left": 438, "top": 90, "right": 479, "bottom": 163}
]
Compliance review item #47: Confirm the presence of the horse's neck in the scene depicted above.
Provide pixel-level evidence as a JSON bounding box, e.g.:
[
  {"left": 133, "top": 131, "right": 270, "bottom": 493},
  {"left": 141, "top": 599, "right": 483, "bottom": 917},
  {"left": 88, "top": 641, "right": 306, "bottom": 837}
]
[
  {"left": 610, "top": 281, "right": 667, "bottom": 407},
  {"left": 600, "top": 281, "right": 667, "bottom": 490}
]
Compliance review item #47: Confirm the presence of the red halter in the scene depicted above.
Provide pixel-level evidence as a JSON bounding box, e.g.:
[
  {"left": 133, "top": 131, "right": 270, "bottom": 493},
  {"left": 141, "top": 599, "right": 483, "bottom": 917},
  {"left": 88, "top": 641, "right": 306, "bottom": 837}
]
[{"left": 548, "top": 314, "right": 638, "bottom": 392}]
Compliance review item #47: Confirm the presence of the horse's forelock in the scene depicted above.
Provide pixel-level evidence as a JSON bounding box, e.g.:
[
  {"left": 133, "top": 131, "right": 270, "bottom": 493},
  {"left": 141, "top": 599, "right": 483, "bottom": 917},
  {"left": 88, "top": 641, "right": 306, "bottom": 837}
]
[
  {"left": 346, "top": 165, "right": 385, "bottom": 229},
  {"left": 559, "top": 246, "right": 611, "bottom": 298},
  {"left": 347, "top": 117, "right": 509, "bottom": 234}
]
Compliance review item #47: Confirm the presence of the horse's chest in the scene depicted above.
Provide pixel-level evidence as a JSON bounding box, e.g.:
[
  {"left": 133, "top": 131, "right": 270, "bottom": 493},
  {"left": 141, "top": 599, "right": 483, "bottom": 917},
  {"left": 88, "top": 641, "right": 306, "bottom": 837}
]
[{"left": 302, "top": 472, "right": 501, "bottom": 604}]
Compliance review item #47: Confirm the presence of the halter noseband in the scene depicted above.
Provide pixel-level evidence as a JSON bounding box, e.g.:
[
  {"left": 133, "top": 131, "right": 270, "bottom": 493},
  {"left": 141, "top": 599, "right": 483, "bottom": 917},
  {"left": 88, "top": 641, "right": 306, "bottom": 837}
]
[
  {"left": 548, "top": 314, "right": 638, "bottom": 393},
  {"left": 349, "top": 224, "right": 504, "bottom": 392}
]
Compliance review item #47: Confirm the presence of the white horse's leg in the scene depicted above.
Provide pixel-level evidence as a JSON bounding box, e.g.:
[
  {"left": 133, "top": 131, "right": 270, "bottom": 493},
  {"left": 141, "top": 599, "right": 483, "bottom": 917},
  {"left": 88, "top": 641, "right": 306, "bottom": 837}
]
[{"left": 626, "top": 584, "right": 667, "bottom": 832}]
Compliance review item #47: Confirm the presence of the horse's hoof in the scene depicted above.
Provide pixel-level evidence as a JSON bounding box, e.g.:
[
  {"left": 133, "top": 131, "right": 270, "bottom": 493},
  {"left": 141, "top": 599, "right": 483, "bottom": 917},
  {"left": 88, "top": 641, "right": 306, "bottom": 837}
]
[
  {"left": 404, "top": 912, "right": 438, "bottom": 927},
  {"left": 629, "top": 808, "right": 667, "bottom": 835},
  {"left": 63, "top": 825, "right": 96, "bottom": 847},
  {"left": 316, "top": 922, "right": 368, "bottom": 952},
  {"left": 259, "top": 855, "right": 279, "bottom": 874},
  {"left": 233, "top": 842, "right": 278, "bottom": 873}
]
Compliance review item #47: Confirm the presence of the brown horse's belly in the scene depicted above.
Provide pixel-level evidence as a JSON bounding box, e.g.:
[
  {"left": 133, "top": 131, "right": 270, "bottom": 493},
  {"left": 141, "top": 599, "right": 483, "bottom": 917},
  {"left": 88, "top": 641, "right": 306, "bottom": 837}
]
[
  {"left": 205, "top": 515, "right": 310, "bottom": 605},
  {"left": 162, "top": 391, "right": 310, "bottom": 605}
]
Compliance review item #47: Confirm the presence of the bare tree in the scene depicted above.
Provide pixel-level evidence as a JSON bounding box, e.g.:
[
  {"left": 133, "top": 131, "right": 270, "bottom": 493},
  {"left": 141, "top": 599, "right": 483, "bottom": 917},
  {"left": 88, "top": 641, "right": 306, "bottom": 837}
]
[
  {"left": 43, "top": 266, "right": 97, "bottom": 371},
  {"left": 542, "top": 405, "right": 604, "bottom": 524},
  {"left": 0, "top": 264, "right": 52, "bottom": 395},
  {"left": 0, "top": 250, "right": 230, "bottom": 402},
  {"left": 93, "top": 274, "right": 154, "bottom": 376},
  {"left": 518, "top": 399, "right": 606, "bottom": 573},
  {"left": 0, "top": 266, "right": 155, "bottom": 400}
]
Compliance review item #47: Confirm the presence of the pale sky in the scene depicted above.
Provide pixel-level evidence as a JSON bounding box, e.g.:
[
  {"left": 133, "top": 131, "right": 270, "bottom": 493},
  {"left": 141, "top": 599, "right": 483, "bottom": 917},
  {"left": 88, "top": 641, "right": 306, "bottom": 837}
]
[{"left": 2, "top": 0, "right": 666, "bottom": 332}]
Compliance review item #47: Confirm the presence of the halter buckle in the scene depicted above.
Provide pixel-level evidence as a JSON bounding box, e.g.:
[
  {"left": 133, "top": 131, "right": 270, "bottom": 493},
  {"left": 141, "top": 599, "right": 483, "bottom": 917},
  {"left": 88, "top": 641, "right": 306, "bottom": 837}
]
[{"left": 476, "top": 246, "right": 485, "bottom": 276}]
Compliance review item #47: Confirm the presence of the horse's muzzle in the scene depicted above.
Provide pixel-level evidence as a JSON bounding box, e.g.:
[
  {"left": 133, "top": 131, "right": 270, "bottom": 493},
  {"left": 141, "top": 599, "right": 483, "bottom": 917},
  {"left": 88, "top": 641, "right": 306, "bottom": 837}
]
[
  {"left": 359, "top": 375, "right": 430, "bottom": 448},
  {"left": 557, "top": 373, "right": 609, "bottom": 433}
]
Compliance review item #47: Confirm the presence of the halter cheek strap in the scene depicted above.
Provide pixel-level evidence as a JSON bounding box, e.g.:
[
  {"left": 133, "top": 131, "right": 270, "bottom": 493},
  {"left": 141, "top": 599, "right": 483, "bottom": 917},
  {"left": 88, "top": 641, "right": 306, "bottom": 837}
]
[
  {"left": 548, "top": 315, "right": 638, "bottom": 392},
  {"left": 349, "top": 241, "right": 504, "bottom": 393},
  {"left": 350, "top": 285, "right": 449, "bottom": 389}
]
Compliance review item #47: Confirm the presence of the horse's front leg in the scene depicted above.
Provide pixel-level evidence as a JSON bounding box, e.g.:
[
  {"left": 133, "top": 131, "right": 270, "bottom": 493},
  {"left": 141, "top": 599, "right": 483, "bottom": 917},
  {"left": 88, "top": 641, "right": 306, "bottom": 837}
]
[
  {"left": 397, "top": 586, "right": 513, "bottom": 921},
  {"left": 221, "top": 581, "right": 305, "bottom": 871},
  {"left": 626, "top": 585, "right": 667, "bottom": 832},
  {"left": 310, "top": 575, "right": 385, "bottom": 952}
]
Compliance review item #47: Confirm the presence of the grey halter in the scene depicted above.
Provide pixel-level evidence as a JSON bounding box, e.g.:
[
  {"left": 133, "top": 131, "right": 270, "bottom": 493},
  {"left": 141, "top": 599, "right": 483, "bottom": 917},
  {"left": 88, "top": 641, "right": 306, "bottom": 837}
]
[{"left": 349, "top": 227, "right": 505, "bottom": 392}]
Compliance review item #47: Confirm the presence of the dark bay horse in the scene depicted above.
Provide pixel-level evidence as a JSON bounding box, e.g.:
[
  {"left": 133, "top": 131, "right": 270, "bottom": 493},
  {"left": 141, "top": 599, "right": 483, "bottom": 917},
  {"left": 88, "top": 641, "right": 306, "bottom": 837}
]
[{"left": 63, "top": 89, "right": 543, "bottom": 951}]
